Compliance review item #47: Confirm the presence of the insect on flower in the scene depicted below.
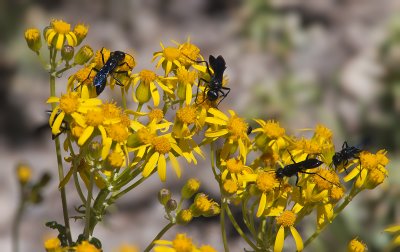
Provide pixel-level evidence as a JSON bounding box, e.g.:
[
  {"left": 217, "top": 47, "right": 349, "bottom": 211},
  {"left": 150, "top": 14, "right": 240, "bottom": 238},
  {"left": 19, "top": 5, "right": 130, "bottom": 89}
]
[
  {"left": 276, "top": 151, "right": 334, "bottom": 189},
  {"left": 331, "top": 141, "right": 362, "bottom": 173},
  {"left": 188, "top": 54, "right": 230, "bottom": 106},
  {"left": 76, "top": 48, "right": 134, "bottom": 95}
]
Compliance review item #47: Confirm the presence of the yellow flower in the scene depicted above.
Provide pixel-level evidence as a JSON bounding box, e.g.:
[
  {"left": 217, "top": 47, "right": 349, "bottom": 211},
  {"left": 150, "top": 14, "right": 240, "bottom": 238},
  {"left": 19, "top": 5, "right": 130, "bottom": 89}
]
[
  {"left": 153, "top": 42, "right": 182, "bottom": 76},
  {"left": 24, "top": 28, "right": 42, "bottom": 53},
  {"left": 205, "top": 109, "right": 250, "bottom": 159},
  {"left": 343, "top": 150, "right": 389, "bottom": 189},
  {"left": 347, "top": 238, "right": 367, "bottom": 252},
  {"left": 73, "top": 23, "right": 89, "bottom": 45},
  {"left": 131, "top": 69, "right": 173, "bottom": 106},
  {"left": 44, "top": 237, "right": 61, "bottom": 251},
  {"left": 76, "top": 241, "right": 101, "bottom": 252},
  {"left": 141, "top": 133, "right": 185, "bottom": 181},
  {"left": 16, "top": 163, "right": 32, "bottom": 184},
  {"left": 47, "top": 86, "right": 102, "bottom": 135},
  {"left": 45, "top": 19, "right": 77, "bottom": 50},
  {"left": 154, "top": 233, "right": 195, "bottom": 252},
  {"left": 274, "top": 210, "right": 303, "bottom": 252},
  {"left": 175, "top": 66, "right": 198, "bottom": 105},
  {"left": 253, "top": 119, "right": 290, "bottom": 154}
]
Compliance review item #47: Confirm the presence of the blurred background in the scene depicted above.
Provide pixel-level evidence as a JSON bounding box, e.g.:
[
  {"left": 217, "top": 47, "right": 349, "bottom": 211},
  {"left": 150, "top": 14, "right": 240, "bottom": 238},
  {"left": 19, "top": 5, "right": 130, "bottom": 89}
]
[{"left": 1, "top": 0, "right": 400, "bottom": 251}]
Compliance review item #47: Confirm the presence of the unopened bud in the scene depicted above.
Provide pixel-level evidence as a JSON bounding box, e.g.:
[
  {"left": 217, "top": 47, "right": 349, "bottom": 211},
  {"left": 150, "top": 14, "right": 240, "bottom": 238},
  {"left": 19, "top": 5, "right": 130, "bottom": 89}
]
[
  {"left": 24, "top": 28, "right": 42, "bottom": 54},
  {"left": 165, "top": 199, "right": 177, "bottom": 212},
  {"left": 73, "top": 23, "right": 89, "bottom": 46},
  {"left": 61, "top": 45, "right": 74, "bottom": 62},
  {"left": 158, "top": 188, "right": 171, "bottom": 205},
  {"left": 74, "top": 45, "right": 94, "bottom": 65}
]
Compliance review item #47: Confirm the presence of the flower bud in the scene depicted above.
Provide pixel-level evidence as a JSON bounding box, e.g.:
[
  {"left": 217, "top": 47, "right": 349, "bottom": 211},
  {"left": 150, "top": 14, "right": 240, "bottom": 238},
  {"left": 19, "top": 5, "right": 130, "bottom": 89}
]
[
  {"left": 16, "top": 163, "right": 32, "bottom": 184},
  {"left": 24, "top": 28, "right": 42, "bottom": 54},
  {"left": 135, "top": 82, "right": 151, "bottom": 104},
  {"left": 165, "top": 199, "right": 177, "bottom": 212},
  {"left": 61, "top": 45, "right": 74, "bottom": 62},
  {"left": 176, "top": 209, "right": 193, "bottom": 225},
  {"left": 73, "top": 23, "right": 89, "bottom": 46},
  {"left": 347, "top": 238, "right": 367, "bottom": 252},
  {"left": 158, "top": 188, "right": 171, "bottom": 205},
  {"left": 44, "top": 237, "right": 61, "bottom": 252},
  {"left": 181, "top": 178, "right": 200, "bottom": 199},
  {"left": 74, "top": 45, "right": 94, "bottom": 65}
]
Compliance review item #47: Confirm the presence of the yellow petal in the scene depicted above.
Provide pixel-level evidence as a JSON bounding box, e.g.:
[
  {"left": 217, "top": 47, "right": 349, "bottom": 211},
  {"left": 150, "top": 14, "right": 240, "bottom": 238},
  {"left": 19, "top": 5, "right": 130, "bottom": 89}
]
[
  {"left": 47, "top": 96, "right": 60, "bottom": 103},
  {"left": 150, "top": 81, "right": 160, "bottom": 107},
  {"left": 205, "top": 129, "right": 229, "bottom": 138},
  {"left": 56, "top": 34, "right": 64, "bottom": 50},
  {"left": 205, "top": 117, "right": 228, "bottom": 126},
  {"left": 166, "top": 61, "right": 172, "bottom": 75},
  {"left": 169, "top": 153, "right": 181, "bottom": 178},
  {"left": 66, "top": 32, "right": 77, "bottom": 46},
  {"left": 185, "top": 83, "right": 192, "bottom": 105},
  {"left": 98, "top": 125, "right": 107, "bottom": 140},
  {"left": 208, "top": 108, "right": 229, "bottom": 121},
  {"left": 157, "top": 80, "right": 173, "bottom": 94},
  {"left": 290, "top": 226, "right": 304, "bottom": 251},
  {"left": 81, "top": 85, "right": 90, "bottom": 99},
  {"left": 46, "top": 31, "right": 56, "bottom": 45},
  {"left": 256, "top": 193, "right": 267, "bottom": 217},
  {"left": 343, "top": 166, "right": 360, "bottom": 182},
  {"left": 78, "top": 126, "right": 94, "bottom": 146},
  {"left": 71, "top": 112, "right": 87, "bottom": 128},
  {"left": 274, "top": 226, "right": 285, "bottom": 252},
  {"left": 143, "top": 152, "right": 160, "bottom": 177},
  {"left": 51, "top": 111, "right": 65, "bottom": 135},
  {"left": 385, "top": 225, "right": 400, "bottom": 233},
  {"left": 157, "top": 154, "right": 167, "bottom": 181},
  {"left": 49, "top": 107, "right": 60, "bottom": 125},
  {"left": 101, "top": 137, "right": 112, "bottom": 160}
]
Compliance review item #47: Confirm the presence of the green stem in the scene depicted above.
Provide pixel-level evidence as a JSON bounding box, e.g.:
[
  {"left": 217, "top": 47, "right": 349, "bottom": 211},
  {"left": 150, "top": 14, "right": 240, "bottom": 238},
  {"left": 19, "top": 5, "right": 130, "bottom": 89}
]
[
  {"left": 89, "top": 189, "right": 110, "bottom": 234},
  {"left": 12, "top": 190, "right": 25, "bottom": 252},
  {"left": 225, "top": 204, "right": 259, "bottom": 251},
  {"left": 220, "top": 200, "right": 229, "bottom": 252},
  {"left": 112, "top": 170, "right": 154, "bottom": 201},
  {"left": 84, "top": 170, "right": 94, "bottom": 239},
  {"left": 143, "top": 222, "right": 175, "bottom": 252},
  {"left": 49, "top": 48, "right": 73, "bottom": 245}
]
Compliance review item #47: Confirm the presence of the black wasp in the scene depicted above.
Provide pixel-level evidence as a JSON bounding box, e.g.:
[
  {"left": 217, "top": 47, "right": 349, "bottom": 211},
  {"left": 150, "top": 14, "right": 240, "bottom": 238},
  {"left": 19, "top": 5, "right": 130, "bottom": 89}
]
[
  {"left": 78, "top": 48, "right": 133, "bottom": 95},
  {"left": 191, "top": 55, "right": 230, "bottom": 106},
  {"left": 331, "top": 141, "right": 362, "bottom": 173},
  {"left": 275, "top": 151, "right": 330, "bottom": 188}
]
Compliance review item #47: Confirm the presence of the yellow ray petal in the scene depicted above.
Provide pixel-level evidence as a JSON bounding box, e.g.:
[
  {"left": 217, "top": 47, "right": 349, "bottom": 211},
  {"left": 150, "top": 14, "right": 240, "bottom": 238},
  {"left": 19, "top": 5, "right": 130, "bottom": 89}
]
[
  {"left": 256, "top": 193, "right": 267, "bottom": 217},
  {"left": 157, "top": 154, "right": 167, "bottom": 181},
  {"left": 143, "top": 152, "right": 160, "bottom": 177},
  {"left": 78, "top": 126, "right": 94, "bottom": 146},
  {"left": 290, "top": 226, "right": 304, "bottom": 251},
  {"left": 274, "top": 226, "right": 285, "bottom": 252}
]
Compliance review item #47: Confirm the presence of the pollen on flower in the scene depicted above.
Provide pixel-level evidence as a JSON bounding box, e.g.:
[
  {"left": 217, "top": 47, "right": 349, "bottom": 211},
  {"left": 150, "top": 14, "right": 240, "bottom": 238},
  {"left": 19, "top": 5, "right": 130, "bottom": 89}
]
[
  {"left": 348, "top": 238, "right": 367, "bottom": 252},
  {"left": 59, "top": 92, "right": 80, "bottom": 114},
  {"left": 94, "top": 48, "right": 110, "bottom": 68},
  {"left": 139, "top": 70, "right": 157, "bottom": 83},
  {"left": 71, "top": 124, "right": 84, "bottom": 138},
  {"left": 227, "top": 116, "right": 248, "bottom": 138},
  {"left": 260, "top": 152, "right": 279, "bottom": 167},
  {"left": 44, "top": 237, "right": 61, "bottom": 250},
  {"left": 164, "top": 47, "right": 180, "bottom": 61},
  {"left": 102, "top": 102, "right": 121, "bottom": 118},
  {"left": 194, "top": 194, "right": 212, "bottom": 212},
  {"left": 256, "top": 172, "right": 277, "bottom": 192},
  {"left": 223, "top": 179, "right": 238, "bottom": 194},
  {"left": 176, "top": 67, "right": 198, "bottom": 84},
  {"left": 76, "top": 241, "right": 100, "bottom": 252},
  {"left": 313, "top": 169, "right": 339, "bottom": 191},
  {"left": 226, "top": 158, "right": 245, "bottom": 174},
  {"left": 85, "top": 109, "right": 104, "bottom": 126},
  {"left": 177, "top": 209, "right": 193, "bottom": 225},
  {"left": 366, "top": 168, "right": 386, "bottom": 188},
  {"left": 137, "top": 128, "right": 155, "bottom": 144},
  {"left": 330, "top": 186, "right": 345, "bottom": 202},
  {"left": 179, "top": 41, "right": 201, "bottom": 65},
  {"left": 360, "top": 152, "right": 379, "bottom": 171},
  {"left": 263, "top": 120, "right": 285, "bottom": 138},
  {"left": 74, "top": 23, "right": 89, "bottom": 37},
  {"left": 108, "top": 151, "right": 125, "bottom": 168},
  {"left": 152, "top": 136, "right": 171, "bottom": 154},
  {"left": 177, "top": 106, "right": 197, "bottom": 124},
  {"left": 148, "top": 108, "right": 164, "bottom": 122},
  {"left": 75, "top": 67, "right": 95, "bottom": 85},
  {"left": 107, "top": 124, "right": 129, "bottom": 143},
  {"left": 172, "top": 233, "right": 193, "bottom": 252},
  {"left": 315, "top": 124, "right": 333, "bottom": 141},
  {"left": 51, "top": 19, "right": 71, "bottom": 34},
  {"left": 295, "top": 138, "right": 321, "bottom": 154},
  {"left": 276, "top": 210, "right": 296, "bottom": 227}
]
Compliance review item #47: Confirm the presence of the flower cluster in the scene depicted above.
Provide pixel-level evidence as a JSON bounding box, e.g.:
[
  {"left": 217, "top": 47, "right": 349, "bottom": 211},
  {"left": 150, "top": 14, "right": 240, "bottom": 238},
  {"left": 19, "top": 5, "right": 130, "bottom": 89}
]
[{"left": 24, "top": 19, "right": 390, "bottom": 252}]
